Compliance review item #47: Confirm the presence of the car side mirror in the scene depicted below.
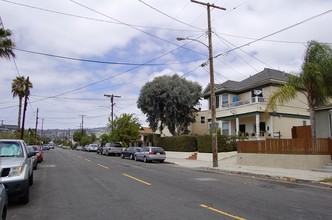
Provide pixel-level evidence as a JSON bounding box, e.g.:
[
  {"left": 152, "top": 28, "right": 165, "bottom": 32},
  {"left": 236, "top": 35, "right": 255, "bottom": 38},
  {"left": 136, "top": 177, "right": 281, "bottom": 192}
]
[{"left": 28, "top": 151, "right": 37, "bottom": 157}]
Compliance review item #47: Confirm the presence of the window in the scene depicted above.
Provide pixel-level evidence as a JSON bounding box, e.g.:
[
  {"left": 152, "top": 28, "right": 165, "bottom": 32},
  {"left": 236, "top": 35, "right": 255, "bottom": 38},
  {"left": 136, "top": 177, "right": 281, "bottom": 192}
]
[
  {"left": 222, "top": 121, "right": 229, "bottom": 135},
  {"left": 215, "top": 95, "right": 220, "bottom": 108},
  {"left": 222, "top": 93, "right": 228, "bottom": 105},
  {"left": 200, "top": 116, "right": 205, "bottom": 124}
]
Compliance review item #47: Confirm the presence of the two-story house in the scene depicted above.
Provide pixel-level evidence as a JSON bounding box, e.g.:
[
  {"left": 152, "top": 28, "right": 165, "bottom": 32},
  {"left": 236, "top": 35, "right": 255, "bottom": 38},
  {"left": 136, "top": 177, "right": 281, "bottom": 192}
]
[{"left": 198, "top": 68, "right": 310, "bottom": 138}]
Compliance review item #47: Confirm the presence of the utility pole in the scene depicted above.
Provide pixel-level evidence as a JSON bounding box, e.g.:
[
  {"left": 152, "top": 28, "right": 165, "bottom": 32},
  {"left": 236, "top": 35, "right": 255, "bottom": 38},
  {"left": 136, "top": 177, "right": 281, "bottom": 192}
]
[
  {"left": 79, "top": 115, "right": 86, "bottom": 135},
  {"left": 191, "top": 0, "right": 225, "bottom": 167},
  {"left": 104, "top": 94, "right": 121, "bottom": 131},
  {"left": 34, "top": 108, "right": 39, "bottom": 144}
]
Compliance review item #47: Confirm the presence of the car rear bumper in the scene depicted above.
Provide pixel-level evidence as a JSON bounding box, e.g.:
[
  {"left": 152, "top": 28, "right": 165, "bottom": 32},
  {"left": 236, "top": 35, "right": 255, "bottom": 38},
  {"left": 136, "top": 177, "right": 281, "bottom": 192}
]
[{"left": 147, "top": 155, "right": 166, "bottom": 161}]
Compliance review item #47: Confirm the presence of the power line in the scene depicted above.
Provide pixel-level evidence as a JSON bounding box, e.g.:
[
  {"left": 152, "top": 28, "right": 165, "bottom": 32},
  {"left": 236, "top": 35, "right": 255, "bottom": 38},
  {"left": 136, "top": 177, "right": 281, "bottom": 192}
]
[
  {"left": 215, "top": 8, "right": 332, "bottom": 58},
  {"left": 138, "top": 0, "right": 203, "bottom": 30},
  {"left": 0, "top": 0, "right": 201, "bottom": 33}
]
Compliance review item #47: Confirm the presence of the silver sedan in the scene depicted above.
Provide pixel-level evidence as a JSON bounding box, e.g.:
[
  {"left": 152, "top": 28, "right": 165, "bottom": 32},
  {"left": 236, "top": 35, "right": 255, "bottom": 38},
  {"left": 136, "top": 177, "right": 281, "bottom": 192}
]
[{"left": 134, "top": 146, "right": 166, "bottom": 163}]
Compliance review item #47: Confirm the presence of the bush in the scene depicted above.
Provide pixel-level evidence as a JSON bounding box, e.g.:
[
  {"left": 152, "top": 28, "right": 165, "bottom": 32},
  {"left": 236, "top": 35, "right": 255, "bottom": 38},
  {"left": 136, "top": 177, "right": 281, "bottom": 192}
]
[
  {"left": 157, "top": 135, "right": 197, "bottom": 152},
  {"left": 197, "top": 134, "right": 236, "bottom": 153}
]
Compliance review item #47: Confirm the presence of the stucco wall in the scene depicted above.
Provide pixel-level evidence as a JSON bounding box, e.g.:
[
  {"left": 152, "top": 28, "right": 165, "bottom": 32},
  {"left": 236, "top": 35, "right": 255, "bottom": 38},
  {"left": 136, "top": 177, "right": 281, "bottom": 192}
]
[{"left": 237, "top": 153, "right": 331, "bottom": 170}]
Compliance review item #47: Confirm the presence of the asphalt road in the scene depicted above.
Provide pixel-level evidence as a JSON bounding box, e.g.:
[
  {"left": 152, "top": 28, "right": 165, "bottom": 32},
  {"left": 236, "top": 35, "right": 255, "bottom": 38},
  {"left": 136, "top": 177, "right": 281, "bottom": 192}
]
[{"left": 7, "top": 148, "right": 332, "bottom": 220}]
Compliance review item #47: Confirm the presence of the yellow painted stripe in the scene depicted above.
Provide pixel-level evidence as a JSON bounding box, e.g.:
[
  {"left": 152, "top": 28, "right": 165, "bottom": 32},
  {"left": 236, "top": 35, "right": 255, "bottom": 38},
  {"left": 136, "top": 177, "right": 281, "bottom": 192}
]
[
  {"left": 97, "top": 164, "right": 110, "bottom": 169},
  {"left": 123, "top": 173, "right": 151, "bottom": 186},
  {"left": 84, "top": 159, "right": 91, "bottom": 162},
  {"left": 200, "top": 204, "right": 246, "bottom": 220}
]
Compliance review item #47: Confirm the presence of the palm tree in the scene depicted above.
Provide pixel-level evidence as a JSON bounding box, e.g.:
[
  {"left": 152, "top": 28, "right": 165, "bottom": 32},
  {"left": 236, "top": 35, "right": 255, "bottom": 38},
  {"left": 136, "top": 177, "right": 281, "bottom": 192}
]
[
  {"left": 266, "top": 41, "right": 332, "bottom": 150},
  {"left": 11, "top": 76, "right": 33, "bottom": 131},
  {"left": 0, "top": 28, "right": 15, "bottom": 59}
]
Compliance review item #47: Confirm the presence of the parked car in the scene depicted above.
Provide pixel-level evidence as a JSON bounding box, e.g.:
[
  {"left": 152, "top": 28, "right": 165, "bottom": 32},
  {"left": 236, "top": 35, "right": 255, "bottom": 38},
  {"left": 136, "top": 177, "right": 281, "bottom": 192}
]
[
  {"left": 96, "top": 144, "right": 104, "bottom": 154},
  {"left": 134, "top": 146, "right": 166, "bottom": 163},
  {"left": 27, "top": 146, "right": 38, "bottom": 170},
  {"left": 121, "top": 147, "right": 142, "bottom": 160},
  {"left": 76, "top": 146, "right": 83, "bottom": 151},
  {"left": 102, "top": 143, "right": 122, "bottom": 156},
  {"left": 42, "top": 144, "right": 49, "bottom": 150},
  {"left": 87, "top": 144, "right": 98, "bottom": 152},
  {"left": 29, "top": 145, "right": 43, "bottom": 163},
  {"left": 0, "top": 183, "right": 7, "bottom": 220},
  {"left": 0, "top": 139, "right": 36, "bottom": 204}
]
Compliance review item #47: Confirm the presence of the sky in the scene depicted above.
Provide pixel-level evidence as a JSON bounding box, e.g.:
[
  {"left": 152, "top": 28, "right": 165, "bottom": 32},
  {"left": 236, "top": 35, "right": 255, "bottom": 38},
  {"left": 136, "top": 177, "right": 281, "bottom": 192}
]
[{"left": 0, "top": 0, "right": 331, "bottom": 130}]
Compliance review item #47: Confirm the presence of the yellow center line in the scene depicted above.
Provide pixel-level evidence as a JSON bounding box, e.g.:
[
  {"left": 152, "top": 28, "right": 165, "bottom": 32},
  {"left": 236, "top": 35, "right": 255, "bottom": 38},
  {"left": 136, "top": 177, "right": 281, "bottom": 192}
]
[
  {"left": 97, "top": 164, "right": 110, "bottom": 169},
  {"left": 84, "top": 159, "right": 91, "bottom": 162},
  {"left": 200, "top": 204, "right": 247, "bottom": 220},
  {"left": 123, "top": 173, "right": 152, "bottom": 186}
]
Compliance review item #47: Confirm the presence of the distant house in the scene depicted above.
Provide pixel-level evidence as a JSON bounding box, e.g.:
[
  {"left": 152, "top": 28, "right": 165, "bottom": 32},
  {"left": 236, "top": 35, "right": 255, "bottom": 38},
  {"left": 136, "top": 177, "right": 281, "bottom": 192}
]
[
  {"left": 196, "top": 68, "right": 310, "bottom": 138},
  {"left": 315, "top": 104, "right": 332, "bottom": 138},
  {"left": 0, "top": 124, "right": 18, "bottom": 133},
  {"left": 138, "top": 127, "right": 153, "bottom": 146}
]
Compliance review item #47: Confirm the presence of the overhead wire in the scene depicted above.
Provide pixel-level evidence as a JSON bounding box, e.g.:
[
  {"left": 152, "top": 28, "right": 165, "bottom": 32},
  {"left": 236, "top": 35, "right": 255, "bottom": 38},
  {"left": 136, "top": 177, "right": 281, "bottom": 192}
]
[
  {"left": 0, "top": 0, "right": 201, "bottom": 33},
  {"left": 138, "top": 0, "right": 203, "bottom": 31},
  {"left": 215, "top": 8, "right": 332, "bottom": 58}
]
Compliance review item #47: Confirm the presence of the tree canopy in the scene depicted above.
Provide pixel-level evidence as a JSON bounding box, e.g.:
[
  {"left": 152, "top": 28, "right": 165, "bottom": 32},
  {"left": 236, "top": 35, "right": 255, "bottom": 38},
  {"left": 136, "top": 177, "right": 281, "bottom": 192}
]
[
  {"left": 0, "top": 28, "right": 15, "bottom": 60},
  {"left": 109, "top": 113, "right": 141, "bottom": 146},
  {"left": 266, "top": 41, "right": 332, "bottom": 148},
  {"left": 137, "top": 74, "right": 202, "bottom": 136}
]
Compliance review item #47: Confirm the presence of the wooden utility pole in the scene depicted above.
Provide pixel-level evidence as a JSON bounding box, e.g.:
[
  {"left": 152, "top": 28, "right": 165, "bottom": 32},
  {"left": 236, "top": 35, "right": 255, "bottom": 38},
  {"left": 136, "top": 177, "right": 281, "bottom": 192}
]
[
  {"left": 191, "top": 0, "right": 225, "bottom": 167},
  {"left": 104, "top": 94, "right": 121, "bottom": 131},
  {"left": 34, "top": 108, "right": 39, "bottom": 144},
  {"left": 79, "top": 115, "right": 86, "bottom": 135}
]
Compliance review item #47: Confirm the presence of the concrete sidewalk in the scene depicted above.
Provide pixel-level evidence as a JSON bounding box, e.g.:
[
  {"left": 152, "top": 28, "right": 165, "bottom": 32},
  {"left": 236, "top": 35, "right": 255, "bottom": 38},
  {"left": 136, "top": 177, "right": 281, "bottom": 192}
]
[{"left": 166, "top": 156, "right": 332, "bottom": 183}]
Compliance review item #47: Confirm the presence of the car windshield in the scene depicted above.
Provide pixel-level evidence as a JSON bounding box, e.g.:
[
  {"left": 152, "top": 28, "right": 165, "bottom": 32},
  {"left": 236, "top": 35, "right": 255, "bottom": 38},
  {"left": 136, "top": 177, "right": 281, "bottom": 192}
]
[{"left": 0, "top": 142, "right": 23, "bottom": 157}]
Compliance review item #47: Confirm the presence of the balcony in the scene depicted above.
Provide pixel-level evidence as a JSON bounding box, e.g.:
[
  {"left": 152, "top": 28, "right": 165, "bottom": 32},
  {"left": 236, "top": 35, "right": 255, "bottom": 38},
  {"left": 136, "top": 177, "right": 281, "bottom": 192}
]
[{"left": 221, "top": 97, "right": 268, "bottom": 109}]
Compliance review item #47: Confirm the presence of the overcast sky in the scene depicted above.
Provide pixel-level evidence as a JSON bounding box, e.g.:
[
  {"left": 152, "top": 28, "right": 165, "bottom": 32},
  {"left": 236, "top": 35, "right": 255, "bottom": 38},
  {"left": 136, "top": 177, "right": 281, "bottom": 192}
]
[{"left": 0, "top": 0, "right": 331, "bottom": 130}]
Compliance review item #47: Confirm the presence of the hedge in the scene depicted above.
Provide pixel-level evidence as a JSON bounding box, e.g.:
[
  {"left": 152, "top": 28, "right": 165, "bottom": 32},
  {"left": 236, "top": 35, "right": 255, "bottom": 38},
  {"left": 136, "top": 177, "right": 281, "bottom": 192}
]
[{"left": 156, "top": 134, "right": 237, "bottom": 153}]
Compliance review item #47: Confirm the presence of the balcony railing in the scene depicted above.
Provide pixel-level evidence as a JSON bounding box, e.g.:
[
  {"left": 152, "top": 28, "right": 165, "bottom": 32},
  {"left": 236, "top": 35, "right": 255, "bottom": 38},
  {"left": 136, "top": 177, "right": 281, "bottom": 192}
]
[{"left": 221, "top": 97, "right": 268, "bottom": 108}]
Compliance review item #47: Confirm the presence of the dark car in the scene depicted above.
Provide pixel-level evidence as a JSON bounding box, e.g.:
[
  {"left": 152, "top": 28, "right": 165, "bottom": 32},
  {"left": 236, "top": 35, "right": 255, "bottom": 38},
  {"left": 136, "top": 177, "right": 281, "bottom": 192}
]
[
  {"left": 29, "top": 145, "right": 43, "bottom": 163},
  {"left": 96, "top": 144, "right": 104, "bottom": 155},
  {"left": 27, "top": 146, "right": 38, "bottom": 170},
  {"left": 121, "top": 147, "right": 142, "bottom": 160}
]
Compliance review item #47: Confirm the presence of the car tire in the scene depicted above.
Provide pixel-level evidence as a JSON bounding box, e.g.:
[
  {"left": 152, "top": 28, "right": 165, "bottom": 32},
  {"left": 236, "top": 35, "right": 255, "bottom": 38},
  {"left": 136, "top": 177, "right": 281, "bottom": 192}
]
[
  {"left": 29, "top": 172, "right": 34, "bottom": 186},
  {"left": 19, "top": 187, "right": 30, "bottom": 204},
  {"left": 160, "top": 160, "right": 164, "bottom": 163}
]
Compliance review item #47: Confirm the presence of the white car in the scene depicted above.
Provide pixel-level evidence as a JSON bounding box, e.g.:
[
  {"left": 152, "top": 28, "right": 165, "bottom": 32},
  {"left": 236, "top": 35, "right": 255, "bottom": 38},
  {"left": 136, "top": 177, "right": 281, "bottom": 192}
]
[
  {"left": 0, "top": 183, "right": 7, "bottom": 220},
  {"left": 87, "top": 144, "right": 98, "bottom": 152}
]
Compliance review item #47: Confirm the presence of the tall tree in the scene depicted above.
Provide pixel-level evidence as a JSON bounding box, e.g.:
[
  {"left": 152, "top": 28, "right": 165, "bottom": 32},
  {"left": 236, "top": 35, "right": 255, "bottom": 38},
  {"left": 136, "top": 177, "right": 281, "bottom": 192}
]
[
  {"left": 0, "top": 28, "right": 15, "bottom": 60},
  {"left": 11, "top": 76, "right": 32, "bottom": 130},
  {"left": 266, "top": 41, "right": 332, "bottom": 149},
  {"left": 109, "top": 113, "right": 141, "bottom": 146},
  {"left": 137, "top": 74, "right": 202, "bottom": 136}
]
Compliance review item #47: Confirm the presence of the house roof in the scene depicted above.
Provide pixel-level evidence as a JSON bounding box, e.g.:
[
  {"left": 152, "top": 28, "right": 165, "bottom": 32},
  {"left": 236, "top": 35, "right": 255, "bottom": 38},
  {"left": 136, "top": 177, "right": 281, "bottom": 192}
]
[
  {"left": 139, "top": 127, "right": 153, "bottom": 135},
  {"left": 203, "top": 68, "right": 290, "bottom": 97}
]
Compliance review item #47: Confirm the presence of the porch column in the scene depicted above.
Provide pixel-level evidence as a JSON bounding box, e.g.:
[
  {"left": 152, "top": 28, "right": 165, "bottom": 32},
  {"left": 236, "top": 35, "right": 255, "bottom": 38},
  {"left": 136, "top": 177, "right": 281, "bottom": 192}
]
[
  {"left": 236, "top": 117, "right": 239, "bottom": 136},
  {"left": 270, "top": 114, "right": 274, "bottom": 137},
  {"left": 256, "top": 114, "right": 260, "bottom": 138}
]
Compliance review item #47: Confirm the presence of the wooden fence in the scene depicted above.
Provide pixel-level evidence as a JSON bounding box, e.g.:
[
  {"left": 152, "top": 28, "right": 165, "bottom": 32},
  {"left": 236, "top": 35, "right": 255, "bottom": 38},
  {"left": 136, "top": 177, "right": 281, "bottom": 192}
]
[{"left": 238, "top": 138, "right": 332, "bottom": 156}]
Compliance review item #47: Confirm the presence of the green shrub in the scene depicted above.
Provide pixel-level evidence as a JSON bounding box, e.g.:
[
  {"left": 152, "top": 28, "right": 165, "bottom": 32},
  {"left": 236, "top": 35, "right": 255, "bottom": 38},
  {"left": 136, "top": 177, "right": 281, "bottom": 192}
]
[{"left": 157, "top": 135, "right": 197, "bottom": 152}]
